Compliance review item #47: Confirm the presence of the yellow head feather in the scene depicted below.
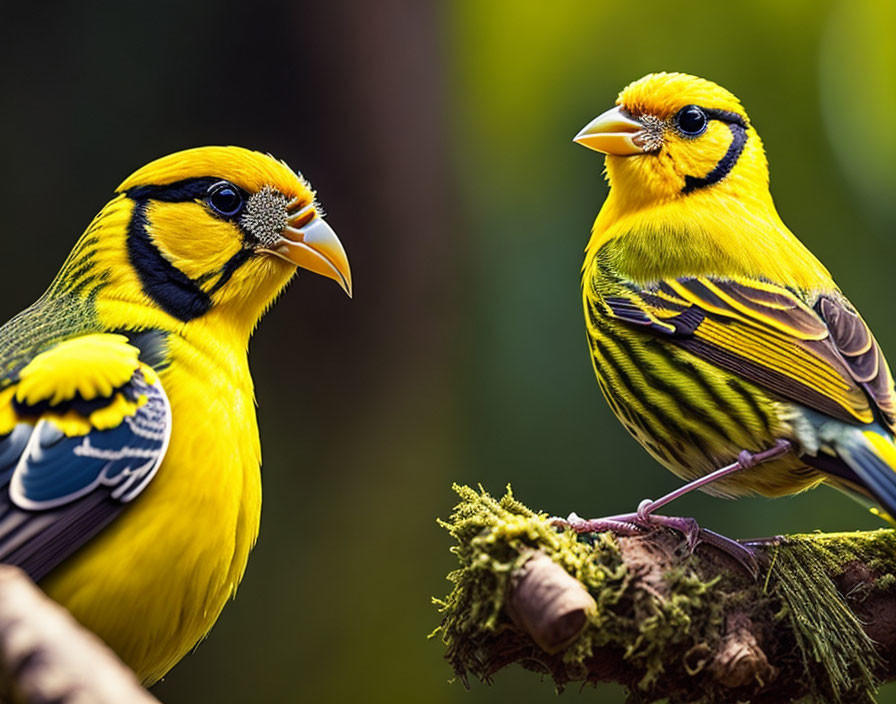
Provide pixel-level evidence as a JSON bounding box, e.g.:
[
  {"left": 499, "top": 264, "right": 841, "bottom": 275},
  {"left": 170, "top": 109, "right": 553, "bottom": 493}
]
[
  {"left": 583, "top": 73, "right": 833, "bottom": 291},
  {"left": 117, "top": 146, "right": 314, "bottom": 202},
  {"left": 617, "top": 72, "right": 747, "bottom": 122}
]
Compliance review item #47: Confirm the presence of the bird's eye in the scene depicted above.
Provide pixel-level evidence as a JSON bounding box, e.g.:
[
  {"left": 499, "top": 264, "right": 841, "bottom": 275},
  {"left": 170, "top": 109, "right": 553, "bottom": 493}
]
[
  {"left": 676, "top": 105, "right": 708, "bottom": 136},
  {"left": 207, "top": 182, "right": 244, "bottom": 217}
]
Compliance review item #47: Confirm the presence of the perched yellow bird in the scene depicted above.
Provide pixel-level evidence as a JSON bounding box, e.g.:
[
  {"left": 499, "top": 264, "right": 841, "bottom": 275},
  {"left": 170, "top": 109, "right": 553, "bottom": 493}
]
[
  {"left": 0, "top": 146, "right": 351, "bottom": 683},
  {"left": 569, "top": 72, "right": 896, "bottom": 557}
]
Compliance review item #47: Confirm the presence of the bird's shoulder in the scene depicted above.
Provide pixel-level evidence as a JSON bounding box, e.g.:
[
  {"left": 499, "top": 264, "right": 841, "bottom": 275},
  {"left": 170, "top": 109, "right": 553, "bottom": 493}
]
[{"left": 2, "top": 332, "right": 159, "bottom": 425}]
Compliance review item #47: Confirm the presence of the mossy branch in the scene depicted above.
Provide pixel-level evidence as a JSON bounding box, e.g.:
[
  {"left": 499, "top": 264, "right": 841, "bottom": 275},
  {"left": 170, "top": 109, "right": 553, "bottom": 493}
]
[{"left": 433, "top": 484, "right": 896, "bottom": 704}]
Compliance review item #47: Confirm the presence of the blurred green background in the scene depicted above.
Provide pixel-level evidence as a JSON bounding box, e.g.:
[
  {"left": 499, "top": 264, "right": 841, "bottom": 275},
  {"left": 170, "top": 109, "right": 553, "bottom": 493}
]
[{"left": 1, "top": 1, "right": 894, "bottom": 702}]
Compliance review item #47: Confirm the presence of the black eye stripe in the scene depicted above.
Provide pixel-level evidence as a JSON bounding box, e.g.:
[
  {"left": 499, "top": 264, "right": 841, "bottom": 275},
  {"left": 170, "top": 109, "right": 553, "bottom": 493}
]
[
  {"left": 125, "top": 177, "right": 223, "bottom": 202},
  {"left": 701, "top": 108, "right": 748, "bottom": 129},
  {"left": 125, "top": 177, "right": 251, "bottom": 226},
  {"left": 674, "top": 105, "right": 748, "bottom": 138}
]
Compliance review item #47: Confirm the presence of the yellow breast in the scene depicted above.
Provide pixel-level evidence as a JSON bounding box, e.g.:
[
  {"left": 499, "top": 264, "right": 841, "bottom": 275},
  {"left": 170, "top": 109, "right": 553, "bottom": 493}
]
[{"left": 40, "top": 333, "right": 262, "bottom": 685}]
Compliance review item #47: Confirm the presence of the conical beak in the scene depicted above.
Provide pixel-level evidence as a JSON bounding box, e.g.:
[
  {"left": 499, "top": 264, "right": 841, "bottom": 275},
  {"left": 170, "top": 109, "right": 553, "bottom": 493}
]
[
  {"left": 264, "top": 204, "right": 352, "bottom": 297},
  {"left": 573, "top": 105, "right": 647, "bottom": 156}
]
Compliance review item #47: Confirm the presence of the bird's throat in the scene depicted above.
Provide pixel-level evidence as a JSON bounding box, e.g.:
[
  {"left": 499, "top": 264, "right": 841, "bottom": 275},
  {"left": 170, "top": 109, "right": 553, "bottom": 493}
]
[{"left": 586, "top": 192, "right": 834, "bottom": 291}]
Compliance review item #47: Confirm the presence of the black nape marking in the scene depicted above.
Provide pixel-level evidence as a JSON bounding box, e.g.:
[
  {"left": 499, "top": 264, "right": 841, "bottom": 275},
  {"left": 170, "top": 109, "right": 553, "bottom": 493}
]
[
  {"left": 127, "top": 201, "right": 212, "bottom": 322},
  {"left": 681, "top": 110, "right": 748, "bottom": 194}
]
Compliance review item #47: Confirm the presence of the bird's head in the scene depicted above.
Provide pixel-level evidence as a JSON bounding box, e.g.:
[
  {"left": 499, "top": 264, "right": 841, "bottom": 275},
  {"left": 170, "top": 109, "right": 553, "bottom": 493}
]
[
  {"left": 575, "top": 73, "right": 769, "bottom": 210},
  {"left": 53, "top": 147, "right": 351, "bottom": 338},
  {"left": 575, "top": 74, "right": 832, "bottom": 288}
]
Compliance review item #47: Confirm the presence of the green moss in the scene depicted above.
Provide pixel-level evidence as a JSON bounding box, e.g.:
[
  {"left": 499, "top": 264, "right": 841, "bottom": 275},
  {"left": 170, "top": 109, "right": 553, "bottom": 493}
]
[
  {"left": 432, "top": 484, "right": 724, "bottom": 693},
  {"left": 769, "top": 531, "right": 896, "bottom": 704},
  {"left": 433, "top": 485, "right": 896, "bottom": 703},
  {"left": 877, "top": 573, "right": 896, "bottom": 590}
]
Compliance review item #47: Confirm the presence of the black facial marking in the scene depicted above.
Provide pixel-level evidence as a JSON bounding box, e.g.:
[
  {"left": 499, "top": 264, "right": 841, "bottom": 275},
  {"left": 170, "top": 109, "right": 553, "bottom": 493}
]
[
  {"left": 127, "top": 177, "right": 249, "bottom": 223},
  {"left": 703, "top": 108, "right": 748, "bottom": 129},
  {"left": 126, "top": 177, "right": 222, "bottom": 202},
  {"left": 124, "top": 177, "right": 262, "bottom": 321},
  {"left": 207, "top": 248, "right": 253, "bottom": 295},
  {"left": 680, "top": 108, "right": 749, "bottom": 194},
  {"left": 126, "top": 200, "right": 212, "bottom": 322}
]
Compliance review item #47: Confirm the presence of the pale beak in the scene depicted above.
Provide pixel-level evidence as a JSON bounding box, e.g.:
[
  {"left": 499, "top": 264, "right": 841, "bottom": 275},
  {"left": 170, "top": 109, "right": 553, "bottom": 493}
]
[
  {"left": 573, "top": 105, "right": 647, "bottom": 156},
  {"left": 263, "top": 204, "right": 353, "bottom": 297}
]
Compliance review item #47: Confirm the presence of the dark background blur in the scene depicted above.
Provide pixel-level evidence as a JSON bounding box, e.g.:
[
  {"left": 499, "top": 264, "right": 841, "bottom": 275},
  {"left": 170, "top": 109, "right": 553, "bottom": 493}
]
[{"left": 1, "top": 1, "right": 894, "bottom": 702}]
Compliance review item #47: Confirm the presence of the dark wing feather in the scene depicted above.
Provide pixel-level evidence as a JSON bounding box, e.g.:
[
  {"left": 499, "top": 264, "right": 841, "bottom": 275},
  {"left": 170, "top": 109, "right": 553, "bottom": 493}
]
[
  {"left": 0, "top": 490, "right": 122, "bottom": 582},
  {"left": 816, "top": 295, "right": 896, "bottom": 423}
]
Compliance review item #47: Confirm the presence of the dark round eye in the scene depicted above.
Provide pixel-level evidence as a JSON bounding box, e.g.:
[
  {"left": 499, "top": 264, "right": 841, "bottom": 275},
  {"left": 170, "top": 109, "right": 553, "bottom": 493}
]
[
  {"left": 676, "top": 105, "right": 708, "bottom": 136},
  {"left": 207, "top": 182, "right": 244, "bottom": 217}
]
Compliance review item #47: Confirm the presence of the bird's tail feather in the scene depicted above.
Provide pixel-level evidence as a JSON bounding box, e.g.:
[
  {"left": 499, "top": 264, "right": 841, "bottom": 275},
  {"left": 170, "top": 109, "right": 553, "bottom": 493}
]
[{"left": 833, "top": 429, "right": 896, "bottom": 524}]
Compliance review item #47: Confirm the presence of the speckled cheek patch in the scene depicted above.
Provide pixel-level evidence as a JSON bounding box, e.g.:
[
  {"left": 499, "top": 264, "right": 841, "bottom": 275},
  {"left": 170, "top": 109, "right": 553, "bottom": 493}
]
[{"left": 240, "top": 186, "right": 290, "bottom": 246}]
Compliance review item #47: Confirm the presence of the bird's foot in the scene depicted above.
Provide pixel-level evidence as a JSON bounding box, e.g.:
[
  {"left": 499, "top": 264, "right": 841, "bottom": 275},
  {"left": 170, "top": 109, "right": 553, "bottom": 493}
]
[
  {"left": 551, "top": 512, "right": 645, "bottom": 536},
  {"left": 552, "top": 508, "right": 758, "bottom": 576},
  {"left": 550, "top": 441, "right": 794, "bottom": 576}
]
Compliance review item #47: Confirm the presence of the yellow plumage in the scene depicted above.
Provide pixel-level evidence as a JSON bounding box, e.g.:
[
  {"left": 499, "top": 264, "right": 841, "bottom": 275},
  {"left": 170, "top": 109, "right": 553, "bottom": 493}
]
[
  {"left": 576, "top": 73, "right": 896, "bottom": 515},
  {"left": 16, "top": 335, "right": 141, "bottom": 406},
  {"left": 0, "top": 146, "right": 351, "bottom": 684},
  {"left": 44, "top": 332, "right": 262, "bottom": 682}
]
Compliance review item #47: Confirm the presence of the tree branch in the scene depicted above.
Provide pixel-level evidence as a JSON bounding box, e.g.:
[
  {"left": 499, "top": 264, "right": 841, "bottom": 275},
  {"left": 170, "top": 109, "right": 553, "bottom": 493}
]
[
  {"left": 0, "top": 566, "right": 158, "bottom": 704},
  {"left": 434, "top": 485, "right": 896, "bottom": 704}
]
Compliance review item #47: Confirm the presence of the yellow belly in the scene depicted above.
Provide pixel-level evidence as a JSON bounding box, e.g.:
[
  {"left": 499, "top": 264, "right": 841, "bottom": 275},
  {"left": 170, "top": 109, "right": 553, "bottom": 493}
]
[{"left": 40, "top": 346, "right": 262, "bottom": 685}]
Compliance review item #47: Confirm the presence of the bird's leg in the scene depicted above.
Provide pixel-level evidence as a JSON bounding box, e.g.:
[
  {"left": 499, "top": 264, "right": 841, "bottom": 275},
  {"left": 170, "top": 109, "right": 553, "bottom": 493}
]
[
  {"left": 552, "top": 439, "right": 793, "bottom": 574},
  {"left": 556, "top": 439, "right": 792, "bottom": 531},
  {"left": 635, "top": 439, "right": 793, "bottom": 520}
]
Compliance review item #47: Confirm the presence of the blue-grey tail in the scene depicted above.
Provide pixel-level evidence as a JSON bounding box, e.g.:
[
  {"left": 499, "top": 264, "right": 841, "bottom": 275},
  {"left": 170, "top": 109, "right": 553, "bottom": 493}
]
[{"left": 822, "top": 425, "right": 896, "bottom": 521}]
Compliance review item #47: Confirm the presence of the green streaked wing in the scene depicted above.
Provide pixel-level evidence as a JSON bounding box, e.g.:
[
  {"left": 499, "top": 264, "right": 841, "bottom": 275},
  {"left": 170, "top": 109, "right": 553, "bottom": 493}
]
[{"left": 593, "top": 275, "right": 896, "bottom": 429}]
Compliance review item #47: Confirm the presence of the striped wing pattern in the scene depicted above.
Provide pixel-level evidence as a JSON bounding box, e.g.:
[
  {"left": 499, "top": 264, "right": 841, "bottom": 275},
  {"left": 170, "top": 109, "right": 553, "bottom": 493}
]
[
  {"left": 600, "top": 276, "right": 896, "bottom": 431},
  {"left": 0, "top": 335, "right": 170, "bottom": 581}
]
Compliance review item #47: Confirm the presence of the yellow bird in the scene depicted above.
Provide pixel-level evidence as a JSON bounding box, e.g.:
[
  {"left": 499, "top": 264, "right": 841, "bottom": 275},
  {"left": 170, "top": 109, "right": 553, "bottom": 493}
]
[
  {"left": 568, "top": 72, "right": 896, "bottom": 559},
  {"left": 0, "top": 146, "right": 351, "bottom": 683}
]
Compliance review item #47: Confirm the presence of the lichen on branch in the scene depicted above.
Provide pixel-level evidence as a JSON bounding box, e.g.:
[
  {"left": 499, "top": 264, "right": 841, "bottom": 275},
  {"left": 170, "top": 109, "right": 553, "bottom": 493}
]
[{"left": 432, "top": 484, "right": 896, "bottom": 704}]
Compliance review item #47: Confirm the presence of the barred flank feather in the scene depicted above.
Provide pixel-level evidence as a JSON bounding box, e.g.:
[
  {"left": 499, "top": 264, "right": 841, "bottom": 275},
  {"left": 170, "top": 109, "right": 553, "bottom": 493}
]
[{"left": 585, "top": 286, "right": 808, "bottom": 498}]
